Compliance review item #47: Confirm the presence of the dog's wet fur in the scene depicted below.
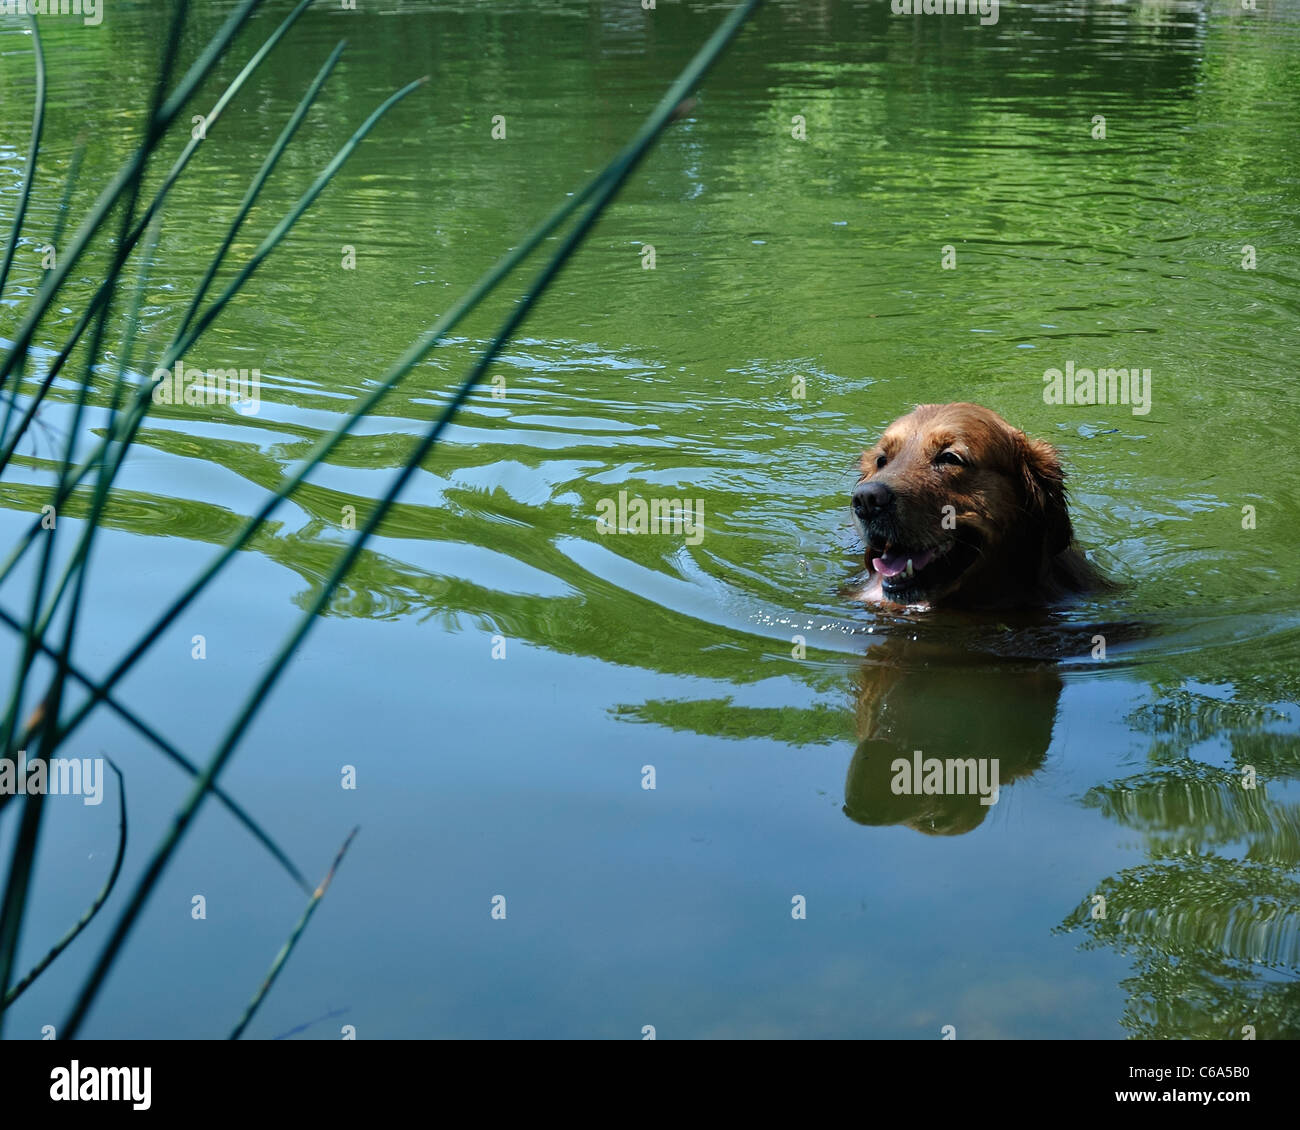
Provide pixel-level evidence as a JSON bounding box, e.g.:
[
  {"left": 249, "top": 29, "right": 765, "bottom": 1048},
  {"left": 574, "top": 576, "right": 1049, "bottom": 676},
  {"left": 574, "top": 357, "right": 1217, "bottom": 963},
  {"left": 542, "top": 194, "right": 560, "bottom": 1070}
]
[{"left": 850, "top": 402, "right": 1107, "bottom": 610}]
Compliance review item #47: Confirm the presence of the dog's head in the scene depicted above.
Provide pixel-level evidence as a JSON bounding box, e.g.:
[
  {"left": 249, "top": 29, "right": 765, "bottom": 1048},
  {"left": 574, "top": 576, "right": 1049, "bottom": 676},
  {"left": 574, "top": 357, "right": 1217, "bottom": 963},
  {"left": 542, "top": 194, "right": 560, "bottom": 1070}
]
[{"left": 851, "top": 402, "right": 1073, "bottom": 608}]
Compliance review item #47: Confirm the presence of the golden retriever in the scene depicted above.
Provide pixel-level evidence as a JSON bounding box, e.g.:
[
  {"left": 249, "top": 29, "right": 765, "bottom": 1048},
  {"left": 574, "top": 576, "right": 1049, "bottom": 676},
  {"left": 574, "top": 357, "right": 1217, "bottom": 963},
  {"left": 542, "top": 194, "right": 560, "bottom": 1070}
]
[{"left": 850, "top": 402, "right": 1104, "bottom": 609}]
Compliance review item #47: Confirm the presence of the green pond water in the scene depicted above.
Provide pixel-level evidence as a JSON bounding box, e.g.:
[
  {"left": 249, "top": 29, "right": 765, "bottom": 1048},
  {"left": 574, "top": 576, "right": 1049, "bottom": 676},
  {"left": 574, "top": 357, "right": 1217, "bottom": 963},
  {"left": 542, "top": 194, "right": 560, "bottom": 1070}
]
[{"left": 1, "top": 0, "right": 1298, "bottom": 1038}]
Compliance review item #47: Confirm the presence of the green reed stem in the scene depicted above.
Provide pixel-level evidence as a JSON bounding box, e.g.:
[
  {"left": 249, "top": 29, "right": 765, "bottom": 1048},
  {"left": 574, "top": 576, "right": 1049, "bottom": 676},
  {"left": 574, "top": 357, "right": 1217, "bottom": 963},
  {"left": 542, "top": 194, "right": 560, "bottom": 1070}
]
[
  {"left": 61, "top": 0, "right": 763, "bottom": 1039},
  {"left": 177, "top": 40, "right": 348, "bottom": 341},
  {"left": 0, "top": 1, "right": 198, "bottom": 1033},
  {"left": 0, "top": 0, "right": 318, "bottom": 470},
  {"left": 0, "top": 603, "right": 307, "bottom": 891},
  {"left": 1, "top": 0, "right": 188, "bottom": 773},
  {"left": 228, "top": 827, "right": 359, "bottom": 1039},
  {"left": 11, "top": 97, "right": 628, "bottom": 759},
  {"left": 0, "top": 135, "right": 82, "bottom": 458},
  {"left": 0, "top": 13, "right": 44, "bottom": 306},
  {"left": 2, "top": 760, "right": 126, "bottom": 1009},
  {"left": 0, "top": 0, "right": 265, "bottom": 398},
  {"left": 3, "top": 75, "right": 426, "bottom": 682}
]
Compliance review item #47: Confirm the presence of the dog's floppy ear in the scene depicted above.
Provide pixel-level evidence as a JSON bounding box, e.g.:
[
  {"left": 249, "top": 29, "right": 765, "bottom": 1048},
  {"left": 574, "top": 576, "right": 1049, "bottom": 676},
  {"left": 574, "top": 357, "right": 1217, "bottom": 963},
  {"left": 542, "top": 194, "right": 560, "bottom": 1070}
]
[{"left": 1020, "top": 434, "right": 1073, "bottom": 558}]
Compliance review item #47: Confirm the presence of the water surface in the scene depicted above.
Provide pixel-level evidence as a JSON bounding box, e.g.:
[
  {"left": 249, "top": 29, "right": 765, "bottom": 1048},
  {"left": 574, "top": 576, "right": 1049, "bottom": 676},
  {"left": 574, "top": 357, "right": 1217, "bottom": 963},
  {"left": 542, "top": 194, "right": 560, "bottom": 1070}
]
[{"left": 1, "top": 0, "right": 1298, "bottom": 1038}]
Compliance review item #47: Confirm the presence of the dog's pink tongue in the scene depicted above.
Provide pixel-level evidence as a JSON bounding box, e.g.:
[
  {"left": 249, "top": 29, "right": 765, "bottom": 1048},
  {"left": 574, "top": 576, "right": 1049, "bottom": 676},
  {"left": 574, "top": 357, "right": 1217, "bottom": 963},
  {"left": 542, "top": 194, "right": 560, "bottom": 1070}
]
[
  {"left": 872, "top": 552, "right": 908, "bottom": 577},
  {"left": 872, "top": 548, "right": 937, "bottom": 577}
]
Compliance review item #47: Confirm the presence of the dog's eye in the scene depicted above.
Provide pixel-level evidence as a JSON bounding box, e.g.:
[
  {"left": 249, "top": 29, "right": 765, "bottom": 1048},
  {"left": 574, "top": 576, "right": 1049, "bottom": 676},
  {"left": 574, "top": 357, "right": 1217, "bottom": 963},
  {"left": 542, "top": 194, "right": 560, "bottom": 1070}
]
[
  {"left": 934, "top": 450, "right": 966, "bottom": 467},
  {"left": 874, "top": 454, "right": 887, "bottom": 470}
]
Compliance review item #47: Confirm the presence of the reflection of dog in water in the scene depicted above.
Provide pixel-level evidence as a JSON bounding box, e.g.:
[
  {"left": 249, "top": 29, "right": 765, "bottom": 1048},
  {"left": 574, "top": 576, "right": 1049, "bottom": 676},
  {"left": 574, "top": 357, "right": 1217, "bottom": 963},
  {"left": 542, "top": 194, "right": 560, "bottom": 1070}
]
[{"left": 844, "top": 636, "right": 1063, "bottom": 835}]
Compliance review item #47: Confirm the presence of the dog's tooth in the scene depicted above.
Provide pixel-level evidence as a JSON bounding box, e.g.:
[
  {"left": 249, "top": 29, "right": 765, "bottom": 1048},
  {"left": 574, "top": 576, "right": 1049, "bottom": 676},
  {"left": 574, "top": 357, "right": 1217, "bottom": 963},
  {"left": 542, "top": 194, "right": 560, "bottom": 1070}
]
[{"left": 906, "top": 558, "right": 913, "bottom": 577}]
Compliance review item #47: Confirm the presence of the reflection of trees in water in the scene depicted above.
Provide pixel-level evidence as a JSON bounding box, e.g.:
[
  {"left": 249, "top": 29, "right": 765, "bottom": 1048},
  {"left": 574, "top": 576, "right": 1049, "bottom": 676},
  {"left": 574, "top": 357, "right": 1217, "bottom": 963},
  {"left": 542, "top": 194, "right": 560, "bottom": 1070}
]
[{"left": 1059, "top": 690, "right": 1300, "bottom": 1039}]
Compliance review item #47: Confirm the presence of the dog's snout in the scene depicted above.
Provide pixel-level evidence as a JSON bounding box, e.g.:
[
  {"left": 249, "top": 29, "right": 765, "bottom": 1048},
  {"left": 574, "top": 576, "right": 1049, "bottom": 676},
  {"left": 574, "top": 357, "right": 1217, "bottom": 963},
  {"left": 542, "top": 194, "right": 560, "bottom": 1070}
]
[{"left": 852, "top": 479, "right": 894, "bottom": 519}]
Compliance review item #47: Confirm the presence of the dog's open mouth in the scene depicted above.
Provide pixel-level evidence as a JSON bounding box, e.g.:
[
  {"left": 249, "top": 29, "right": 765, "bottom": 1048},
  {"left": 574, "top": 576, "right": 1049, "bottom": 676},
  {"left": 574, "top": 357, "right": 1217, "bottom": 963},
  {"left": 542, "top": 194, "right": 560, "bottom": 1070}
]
[{"left": 866, "top": 538, "right": 979, "bottom": 603}]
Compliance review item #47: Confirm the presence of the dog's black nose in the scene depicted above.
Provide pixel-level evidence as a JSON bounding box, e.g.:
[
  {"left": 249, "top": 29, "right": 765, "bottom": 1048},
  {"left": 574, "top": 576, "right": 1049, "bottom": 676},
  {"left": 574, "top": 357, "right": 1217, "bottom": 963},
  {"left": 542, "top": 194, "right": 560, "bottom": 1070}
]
[{"left": 852, "top": 480, "right": 893, "bottom": 519}]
